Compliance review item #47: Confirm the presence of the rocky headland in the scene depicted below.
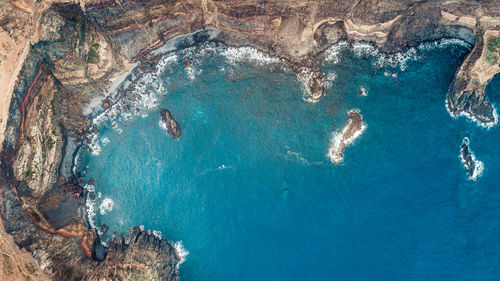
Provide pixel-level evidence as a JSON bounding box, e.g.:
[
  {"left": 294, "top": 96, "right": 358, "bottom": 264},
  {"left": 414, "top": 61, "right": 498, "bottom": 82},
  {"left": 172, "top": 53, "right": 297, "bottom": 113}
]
[{"left": 0, "top": 0, "right": 499, "bottom": 280}]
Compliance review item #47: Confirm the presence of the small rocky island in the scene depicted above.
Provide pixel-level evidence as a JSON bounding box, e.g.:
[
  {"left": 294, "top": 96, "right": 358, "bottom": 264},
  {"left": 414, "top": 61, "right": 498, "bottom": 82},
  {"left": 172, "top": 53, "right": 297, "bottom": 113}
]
[
  {"left": 160, "top": 109, "right": 181, "bottom": 139},
  {"left": 460, "top": 137, "right": 484, "bottom": 181},
  {"left": 0, "top": 0, "right": 498, "bottom": 280},
  {"left": 327, "top": 109, "right": 366, "bottom": 164}
]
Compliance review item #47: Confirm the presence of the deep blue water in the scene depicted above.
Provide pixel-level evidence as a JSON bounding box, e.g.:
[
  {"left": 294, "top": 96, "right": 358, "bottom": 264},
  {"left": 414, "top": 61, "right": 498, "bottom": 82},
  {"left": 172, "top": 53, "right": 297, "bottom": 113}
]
[{"left": 77, "top": 42, "right": 500, "bottom": 280}]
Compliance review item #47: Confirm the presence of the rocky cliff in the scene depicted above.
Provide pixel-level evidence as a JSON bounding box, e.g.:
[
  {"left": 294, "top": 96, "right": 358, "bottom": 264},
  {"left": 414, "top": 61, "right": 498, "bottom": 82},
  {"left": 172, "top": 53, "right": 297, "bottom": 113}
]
[{"left": 0, "top": 0, "right": 499, "bottom": 280}]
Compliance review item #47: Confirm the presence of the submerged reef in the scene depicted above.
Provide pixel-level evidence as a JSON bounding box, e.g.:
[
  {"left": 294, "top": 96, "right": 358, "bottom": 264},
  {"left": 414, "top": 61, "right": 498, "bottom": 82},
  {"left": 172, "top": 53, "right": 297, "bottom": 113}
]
[{"left": 0, "top": 0, "right": 498, "bottom": 280}]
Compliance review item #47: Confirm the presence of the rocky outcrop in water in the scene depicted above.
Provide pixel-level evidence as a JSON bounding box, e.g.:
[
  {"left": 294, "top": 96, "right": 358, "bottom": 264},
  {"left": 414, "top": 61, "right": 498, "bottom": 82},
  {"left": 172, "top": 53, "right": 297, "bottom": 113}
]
[
  {"left": 460, "top": 137, "right": 484, "bottom": 181},
  {"left": 327, "top": 109, "right": 366, "bottom": 164},
  {"left": 160, "top": 109, "right": 181, "bottom": 139},
  {"left": 0, "top": 0, "right": 499, "bottom": 280}
]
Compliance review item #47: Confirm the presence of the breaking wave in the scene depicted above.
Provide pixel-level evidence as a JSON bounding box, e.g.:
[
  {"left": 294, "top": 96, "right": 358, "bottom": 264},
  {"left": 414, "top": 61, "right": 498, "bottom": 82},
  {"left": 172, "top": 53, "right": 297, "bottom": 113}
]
[
  {"left": 459, "top": 137, "right": 485, "bottom": 181},
  {"left": 327, "top": 109, "right": 367, "bottom": 164},
  {"left": 174, "top": 241, "right": 189, "bottom": 266}
]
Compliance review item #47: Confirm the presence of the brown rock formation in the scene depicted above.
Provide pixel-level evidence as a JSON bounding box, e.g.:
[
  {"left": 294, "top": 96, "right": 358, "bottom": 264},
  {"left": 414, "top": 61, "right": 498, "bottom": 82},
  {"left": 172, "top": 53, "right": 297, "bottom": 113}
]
[
  {"left": 160, "top": 109, "right": 181, "bottom": 139},
  {"left": 327, "top": 109, "right": 366, "bottom": 164},
  {"left": 0, "top": 0, "right": 499, "bottom": 280},
  {"left": 460, "top": 137, "right": 484, "bottom": 181},
  {"left": 447, "top": 29, "right": 500, "bottom": 126}
]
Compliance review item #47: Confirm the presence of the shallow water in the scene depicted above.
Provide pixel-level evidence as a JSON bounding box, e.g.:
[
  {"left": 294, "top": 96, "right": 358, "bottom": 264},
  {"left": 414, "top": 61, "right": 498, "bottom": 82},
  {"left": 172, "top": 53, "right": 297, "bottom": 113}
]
[{"left": 77, "top": 42, "right": 500, "bottom": 281}]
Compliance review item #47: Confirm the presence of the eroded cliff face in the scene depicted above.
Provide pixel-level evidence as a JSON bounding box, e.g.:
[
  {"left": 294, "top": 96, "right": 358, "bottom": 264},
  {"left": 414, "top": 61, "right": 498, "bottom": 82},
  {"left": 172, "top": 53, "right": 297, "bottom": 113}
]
[
  {"left": 0, "top": 0, "right": 499, "bottom": 280},
  {"left": 2, "top": 2, "right": 181, "bottom": 281},
  {"left": 80, "top": 0, "right": 500, "bottom": 104},
  {"left": 447, "top": 28, "right": 500, "bottom": 126}
]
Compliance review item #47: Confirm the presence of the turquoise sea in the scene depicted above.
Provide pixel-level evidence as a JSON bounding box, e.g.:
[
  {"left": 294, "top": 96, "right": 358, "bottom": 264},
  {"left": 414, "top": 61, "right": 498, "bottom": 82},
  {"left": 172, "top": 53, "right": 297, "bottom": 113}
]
[{"left": 76, "top": 41, "right": 500, "bottom": 280}]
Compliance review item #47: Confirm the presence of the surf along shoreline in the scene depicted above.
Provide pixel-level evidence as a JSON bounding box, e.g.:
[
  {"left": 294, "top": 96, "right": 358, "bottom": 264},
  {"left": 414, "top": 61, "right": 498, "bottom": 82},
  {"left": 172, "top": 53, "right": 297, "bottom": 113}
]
[{"left": 1, "top": 1, "right": 499, "bottom": 279}]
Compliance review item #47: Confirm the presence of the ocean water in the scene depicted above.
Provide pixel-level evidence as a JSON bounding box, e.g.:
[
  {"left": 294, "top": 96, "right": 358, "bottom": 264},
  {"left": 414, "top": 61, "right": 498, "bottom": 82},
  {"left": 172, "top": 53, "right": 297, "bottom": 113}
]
[{"left": 76, "top": 41, "right": 500, "bottom": 280}]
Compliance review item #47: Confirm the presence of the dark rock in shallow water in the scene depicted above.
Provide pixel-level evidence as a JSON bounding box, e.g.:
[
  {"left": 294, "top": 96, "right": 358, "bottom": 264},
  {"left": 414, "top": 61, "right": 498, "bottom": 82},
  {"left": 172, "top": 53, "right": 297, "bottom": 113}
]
[
  {"left": 160, "top": 108, "right": 181, "bottom": 139},
  {"left": 460, "top": 137, "right": 484, "bottom": 181}
]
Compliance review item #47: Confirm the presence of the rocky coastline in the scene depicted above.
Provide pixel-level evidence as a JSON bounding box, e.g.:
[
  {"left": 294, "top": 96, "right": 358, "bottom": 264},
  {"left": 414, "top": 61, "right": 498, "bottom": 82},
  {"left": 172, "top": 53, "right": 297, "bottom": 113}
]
[{"left": 0, "top": 0, "right": 499, "bottom": 280}]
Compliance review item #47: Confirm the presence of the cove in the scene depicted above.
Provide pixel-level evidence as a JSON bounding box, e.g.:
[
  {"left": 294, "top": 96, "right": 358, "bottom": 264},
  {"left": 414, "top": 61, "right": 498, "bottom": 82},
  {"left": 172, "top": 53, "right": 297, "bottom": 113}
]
[{"left": 76, "top": 42, "right": 500, "bottom": 281}]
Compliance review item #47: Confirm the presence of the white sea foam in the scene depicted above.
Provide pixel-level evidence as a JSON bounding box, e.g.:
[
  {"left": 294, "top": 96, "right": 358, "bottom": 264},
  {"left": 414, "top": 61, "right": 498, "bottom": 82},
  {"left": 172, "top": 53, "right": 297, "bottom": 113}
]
[
  {"left": 352, "top": 42, "right": 378, "bottom": 57},
  {"left": 84, "top": 184, "right": 97, "bottom": 229},
  {"left": 72, "top": 152, "right": 80, "bottom": 174},
  {"left": 471, "top": 159, "right": 485, "bottom": 181},
  {"left": 86, "top": 43, "right": 284, "bottom": 156},
  {"left": 359, "top": 86, "right": 368, "bottom": 97},
  {"left": 87, "top": 132, "right": 102, "bottom": 156},
  {"left": 122, "top": 112, "right": 133, "bottom": 121},
  {"left": 327, "top": 131, "right": 344, "bottom": 163},
  {"left": 297, "top": 68, "right": 317, "bottom": 103},
  {"left": 326, "top": 109, "right": 367, "bottom": 164},
  {"left": 152, "top": 230, "right": 162, "bottom": 238},
  {"left": 184, "top": 43, "right": 281, "bottom": 66},
  {"left": 217, "top": 164, "right": 234, "bottom": 170},
  {"left": 446, "top": 97, "right": 498, "bottom": 129},
  {"left": 322, "top": 42, "right": 349, "bottom": 64},
  {"left": 418, "top": 38, "right": 472, "bottom": 51},
  {"left": 326, "top": 72, "right": 336, "bottom": 81},
  {"left": 159, "top": 120, "right": 167, "bottom": 131},
  {"left": 324, "top": 71, "right": 337, "bottom": 89},
  {"left": 459, "top": 137, "right": 485, "bottom": 181},
  {"left": 185, "top": 66, "right": 196, "bottom": 81},
  {"left": 220, "top": 45, "right": 281, "bottom": 65},
  {"left": 99, "top": 198, "right": 114, "bottom": 215},
  {"left": 101, "top": 137, "right": 110, "bottom": 147},
  {"left": 286, "top": 150, "right": 310, "bottom": 165},
  {"left": 86, "top": 65, "right": 167, "bottom": 154},
  {"left": 155, "top": 53, "right": 178, "bottom": 76},
  {"left": 322, "top": 38, "right": 471, "bottom": 76},
  {"left": 173, "top": 241, "right": 189, "bottom": 266}
]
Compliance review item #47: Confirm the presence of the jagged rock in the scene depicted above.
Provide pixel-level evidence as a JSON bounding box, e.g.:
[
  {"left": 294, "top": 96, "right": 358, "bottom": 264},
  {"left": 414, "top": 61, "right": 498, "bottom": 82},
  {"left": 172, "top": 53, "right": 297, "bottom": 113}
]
[
  {"left": 327, "top": 109, "right": 366, "bottom": 164},
  {"left": 460, "top": 137, "right": 484, "bottom": 181},
  {"left": 160, "top": 109, "right": 181, "bottom": 139},
  {"left": 0, "top": 0, "right": 499, "bottom": 280},
  {"left": 447, "top": 29, "right": 500, "bottom": 127}
]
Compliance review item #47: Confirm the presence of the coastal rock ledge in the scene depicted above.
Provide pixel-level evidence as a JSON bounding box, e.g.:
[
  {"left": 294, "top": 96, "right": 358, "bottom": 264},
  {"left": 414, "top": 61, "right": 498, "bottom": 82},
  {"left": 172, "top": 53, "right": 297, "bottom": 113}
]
[{"left": 0, "top": 0, "right": 499, "bottom": 280}]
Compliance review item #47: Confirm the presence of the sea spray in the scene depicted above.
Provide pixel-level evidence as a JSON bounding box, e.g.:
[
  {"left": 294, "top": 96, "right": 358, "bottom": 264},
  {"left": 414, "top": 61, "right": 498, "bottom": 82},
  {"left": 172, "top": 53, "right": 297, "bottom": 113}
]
[
  {"left": 99, "top": 198, "right": 114, "bottom": 215},
  {"left": 327, "top": 109, "right": 367, "bottom": 164},
  {"left": 173, "top": 241, "right": 190, "bottom": 266},
  {"left": 460, "top": 137, "right": 485, "bottom": 181},
  {"left": 445, "top": 96, "right": 498, "bottom": 129}
]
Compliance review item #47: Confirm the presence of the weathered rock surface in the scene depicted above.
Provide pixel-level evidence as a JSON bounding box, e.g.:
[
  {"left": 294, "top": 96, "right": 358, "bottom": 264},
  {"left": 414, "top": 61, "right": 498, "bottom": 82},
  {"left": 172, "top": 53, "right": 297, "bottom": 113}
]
[
  {"left": 2, "top": 184, "right": 179, "bottom": 281},
  {"left": 460, "top": 137, "right": 484, "bottom": 181},
  {"left": 327, "top": 109, "right": 366, "bottom": 164},
  {"left": 447, "top": 29, "right": 500, "bottom": 127},
  {"left": 0, "top": 0, "right": 499, "bottom": 280},
  {"left": 160, "top": 109, "right": 181, "bottom": 139}
]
